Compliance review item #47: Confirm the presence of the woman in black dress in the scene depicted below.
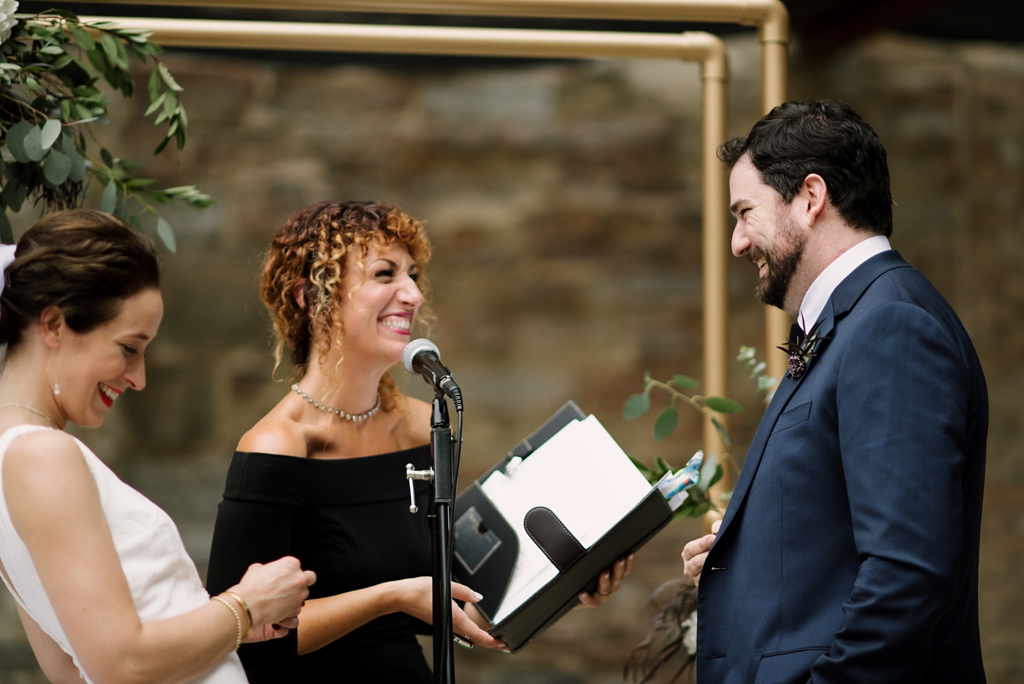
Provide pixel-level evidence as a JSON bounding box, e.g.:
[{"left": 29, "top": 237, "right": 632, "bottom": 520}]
[{"left": 206, "top": 201, "right": 630, "bottom": 682}]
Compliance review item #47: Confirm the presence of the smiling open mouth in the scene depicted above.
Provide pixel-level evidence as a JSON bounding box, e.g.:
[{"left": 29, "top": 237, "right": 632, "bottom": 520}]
[
  {"left": 99, "top": 384, "right": 121, "bottom": 408},
  {"left": 381, "top": 317, "right": 411, "bottom": 333}
]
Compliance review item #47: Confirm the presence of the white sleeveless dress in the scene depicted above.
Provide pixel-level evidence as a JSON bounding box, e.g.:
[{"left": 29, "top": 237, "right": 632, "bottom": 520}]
[{"left": 0, "top": 425, "right": 247, "bottom": 684}]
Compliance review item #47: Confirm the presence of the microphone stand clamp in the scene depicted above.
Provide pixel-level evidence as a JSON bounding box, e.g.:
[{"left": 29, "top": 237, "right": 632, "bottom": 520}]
[{"left": 405, "top": 463, "right": 434, "bottom": 514}]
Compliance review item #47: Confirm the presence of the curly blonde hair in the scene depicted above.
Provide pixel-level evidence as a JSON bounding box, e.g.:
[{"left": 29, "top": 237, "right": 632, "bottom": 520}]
[{"left": 261, "top": 201, "right": 432, "bottom": 412}]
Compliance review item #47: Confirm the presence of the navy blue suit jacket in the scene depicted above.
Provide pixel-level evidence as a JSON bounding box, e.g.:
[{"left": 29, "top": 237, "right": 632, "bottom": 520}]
[{"left": 697, "top": 251, "right": 988, "bottom": 684}]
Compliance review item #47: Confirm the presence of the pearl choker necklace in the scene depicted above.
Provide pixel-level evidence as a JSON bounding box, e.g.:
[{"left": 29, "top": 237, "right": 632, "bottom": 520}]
[{"left": 290, "top": 384, "right": 381, "bottom": 422}]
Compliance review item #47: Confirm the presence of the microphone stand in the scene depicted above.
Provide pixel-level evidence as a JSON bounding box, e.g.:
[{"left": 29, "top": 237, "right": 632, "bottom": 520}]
[{"left": 429, "top": 389, "right": 455, "bottom": 684}]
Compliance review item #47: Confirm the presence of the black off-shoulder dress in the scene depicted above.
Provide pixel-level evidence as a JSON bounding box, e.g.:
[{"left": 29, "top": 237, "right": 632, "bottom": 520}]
[{"left": 206, "top": 446, "right": 434, "bottom": 683}]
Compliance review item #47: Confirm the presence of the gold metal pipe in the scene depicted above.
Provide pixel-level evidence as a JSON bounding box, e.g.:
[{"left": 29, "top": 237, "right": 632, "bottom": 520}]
[
  {"left": 81, "top": 16, "right": 725, "bottom": 61},
  {"left": 75, "top": 5, "right": 788, "bottom": 533},
  {"left": 760, "top": 22, "right": 793, "bottom": 386},
  {"left": 700, "top": 62, "right": 732, "bottom": 526},
  {"left": 67, "top": 0, "right": 784, "bottom": 35}
]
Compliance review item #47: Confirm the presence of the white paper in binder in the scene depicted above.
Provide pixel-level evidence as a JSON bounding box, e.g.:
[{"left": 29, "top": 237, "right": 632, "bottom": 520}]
[{"left": 479, "top": 415, "right": 652, "bottom": 623}]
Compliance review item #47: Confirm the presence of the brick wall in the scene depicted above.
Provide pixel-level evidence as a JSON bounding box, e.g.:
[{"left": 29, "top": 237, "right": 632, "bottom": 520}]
[{"left": 1, "top": 30, "right": 1021, "bottom": 683}]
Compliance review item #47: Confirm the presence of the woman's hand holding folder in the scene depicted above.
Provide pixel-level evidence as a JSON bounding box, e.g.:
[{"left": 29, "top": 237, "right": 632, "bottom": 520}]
[{"left": 577, "top": 554, "right": 635, "bottom": 608}]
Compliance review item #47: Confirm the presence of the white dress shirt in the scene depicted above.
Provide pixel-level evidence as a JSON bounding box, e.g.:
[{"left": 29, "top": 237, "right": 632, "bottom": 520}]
[{"left": 798, "top": 235, "right": 891, "bottom": 333}]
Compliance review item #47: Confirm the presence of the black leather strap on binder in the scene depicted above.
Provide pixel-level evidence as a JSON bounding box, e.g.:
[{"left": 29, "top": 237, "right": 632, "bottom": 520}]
[{"left": 524, "top": 507, "right": 586, "bottom": 572}]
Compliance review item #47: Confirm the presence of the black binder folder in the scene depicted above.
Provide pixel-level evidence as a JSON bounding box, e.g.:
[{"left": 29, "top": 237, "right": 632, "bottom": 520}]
[{"left": 452, "top": 401, "right": 675, "bottom": 653}]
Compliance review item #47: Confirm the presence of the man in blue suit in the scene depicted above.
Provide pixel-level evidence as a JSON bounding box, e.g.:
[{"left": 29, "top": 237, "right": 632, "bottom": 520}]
[{"left": 682, "top": 100, "right": 988, "bottom": 683}]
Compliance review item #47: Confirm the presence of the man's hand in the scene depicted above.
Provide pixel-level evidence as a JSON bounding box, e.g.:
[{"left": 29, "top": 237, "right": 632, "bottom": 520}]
[{"left": 682, "top": 519, "right": 721, "bottom": 587}]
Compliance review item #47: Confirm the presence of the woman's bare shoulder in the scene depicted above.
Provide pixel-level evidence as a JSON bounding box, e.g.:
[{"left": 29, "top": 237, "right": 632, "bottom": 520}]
[
  {"left": 2, "top": 430, "right": 101, "bottom": 537},
  {"left": 4, "top": 429, "right": 84, "bottom": 474},
  {"left": 237, "top": 415, "right": 308, "bottom": 457}
]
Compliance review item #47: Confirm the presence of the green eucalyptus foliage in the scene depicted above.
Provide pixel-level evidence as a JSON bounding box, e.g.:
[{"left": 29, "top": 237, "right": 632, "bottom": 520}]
[
  {"left": 622, "top": 370, "right": 741, "bottom": 519},
  {"left": 623, "top": 371, "right": 741, "bottom": 446},
  {"left": 623, "top": 348, "right": 781, "bottom": 519},
  {"left": 0, "top": 10, "right": 211, "bottom": 248},
  {"left": 737, "top": 345, "right": 778, "bottom": 403}
]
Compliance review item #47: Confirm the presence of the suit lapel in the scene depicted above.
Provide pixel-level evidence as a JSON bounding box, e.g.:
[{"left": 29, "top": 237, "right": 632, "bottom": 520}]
[
  {"left": 715, "top": 251, "right": 910, "bottom": 540},
  {"left": 716, "top": 368, "right": 800, "bottom": 538}
]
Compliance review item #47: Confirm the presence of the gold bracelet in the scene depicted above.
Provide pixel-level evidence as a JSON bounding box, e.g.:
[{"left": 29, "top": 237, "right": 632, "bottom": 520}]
[
  {"left": 222, "top": 591, "right": 253, "bottom": 638},
  {"left": 211, "top": 595, "right": 243, "bottom": 651}
]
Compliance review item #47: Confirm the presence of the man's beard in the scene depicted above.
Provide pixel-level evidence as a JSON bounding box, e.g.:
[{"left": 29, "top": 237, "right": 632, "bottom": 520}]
[{"left": 751, "top": 220, "right": 806, "bottom": 310}]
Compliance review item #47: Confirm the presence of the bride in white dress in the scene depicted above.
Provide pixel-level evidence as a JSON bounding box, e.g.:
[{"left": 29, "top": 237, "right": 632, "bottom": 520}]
[{"left": 0, "top": 210, "right": 316, "bottom": 684}]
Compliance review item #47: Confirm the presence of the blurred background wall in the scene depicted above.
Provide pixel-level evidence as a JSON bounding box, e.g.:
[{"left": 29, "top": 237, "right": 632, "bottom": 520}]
[{"left": 1, "top": 3, "right": 1023, "bottom": 682}]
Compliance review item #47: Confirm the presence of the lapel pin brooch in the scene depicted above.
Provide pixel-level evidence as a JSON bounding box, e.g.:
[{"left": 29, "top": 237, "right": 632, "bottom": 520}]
[{"left": 777, "top": 315, "right": 829, "bottom": 380}]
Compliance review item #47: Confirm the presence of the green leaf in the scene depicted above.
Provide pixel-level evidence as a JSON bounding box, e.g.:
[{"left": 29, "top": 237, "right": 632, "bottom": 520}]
[
  {"left": 161, "top": 89, "right": 177, "bottom": 120},
  {"left": 43, "top": 149, "right": 72, "bottom": 186},
  {"left": 153, "top": 135, "right": 170, "bottom": 155},
  {"left": 0, "top": 63, "right": 21, "bottom": 71},
  {"left": 100, "top": 147, "right": 114, "bottom": 167},
  {"left": 705, "top": 396, "right": 743, "bottom": 414},
  {"left": 40, "top": 119, "right": 62, "bottom": 150},
  {"left": 39, "top": 44, "right": 64, "bottom": 55},
  {"left": 50, "top": 54, "right": 73, "bottom": 70},
  {"left": 148, "top": 69, "right": 161, "bottom": 102},
  {"left": 113, "top": 199, "right": 130, "bottom": 222},
  {"left": 652, "top": 406, "right": 678, "bottom": 442},
  {"left": 2, "top": 180, "right": 25, "bottom": 213},
  {"left": 74, "top": 102, "right": 94, "bottom": 122},
  {"left": 156, "top": 215, "right": 177, "bottom": 253},
  {"left": 697, "top": 452, "right": 718, "bottom": 492},
  {"left": 86, "top": 46, "right": 109, "bottom": 74},
  {"left": 6, "top": 121, "right": 34, "bottom": 163},
  {"left": 68, "top": 149, "right": 85, "bottom": 182},
  {"left": 22, "top": 126, "right": 45, "bottom": 162},
  {"left": 705, "top": 464, "right": 723, "bottom": 491},
  {"left": 622, "top": 392, "right": 650, "bottom": 420},
  {"left": 669, "top": 374, "right": 700, "bottom": 390},
  {"left": 654, "top": 456, "right": 673, "bottom": 479},
  {"left": 73, "top": 84, "right": 102, "bottom": 99},
  {"left": 100, "top": 179, "right": 117, "bottom": 213},
  {"left": 124, "top": 178, "right": 155, "bottom": 191},
  {"left": 158, "top": 185, "right": 214, "bottom": 208},
  {"left": 100, "top": 32, "right": 128, "bottom": 70},
  {"left": 0, "top": 210, "right": 12, "bottom": 245},
  {"left": 71, "top": 25, "right": 96, "bottom": 51},
  {"left": 157, "top": 63, "right": 183, "bottom": 91},
  {"left": 710, "top": 416, "right": 732, "bottom": 448},
  {"left": 690, "top": 501, "right": 712, "bottom": 518}
]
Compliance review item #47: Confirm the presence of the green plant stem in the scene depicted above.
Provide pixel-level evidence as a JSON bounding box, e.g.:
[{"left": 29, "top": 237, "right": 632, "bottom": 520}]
[
  {"left": 645, "top": 379, "right": 708, "bottom": 414},
  {"left": 645, "top": 378, "right": 740, "bottom": 472}
]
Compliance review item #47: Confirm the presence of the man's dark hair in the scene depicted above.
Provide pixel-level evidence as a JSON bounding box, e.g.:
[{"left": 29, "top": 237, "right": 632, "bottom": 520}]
[{"left": 718, "top": 100, "right": 893, "bottom": 237}]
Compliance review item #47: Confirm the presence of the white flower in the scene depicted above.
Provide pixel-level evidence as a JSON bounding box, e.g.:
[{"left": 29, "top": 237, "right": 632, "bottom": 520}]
[
  {"left": 0, "top": 1, "right": 18, "bottom": 45},
  {"left": 680, "top": 609, "right": 698, "bottom": 655}
]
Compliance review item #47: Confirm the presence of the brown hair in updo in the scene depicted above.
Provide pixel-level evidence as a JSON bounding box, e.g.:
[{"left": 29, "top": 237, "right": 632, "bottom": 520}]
[
  {"left": 261, "top": 201, "right": 432, "bottom": 412},
  {"left": 0, "top": 210, "right": 160, "bottom": 351}
]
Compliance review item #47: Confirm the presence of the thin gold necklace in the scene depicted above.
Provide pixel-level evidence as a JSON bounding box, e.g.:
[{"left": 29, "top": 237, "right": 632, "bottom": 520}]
[{"left": 0, "top": 404, "right": 62, "bottom": 429}]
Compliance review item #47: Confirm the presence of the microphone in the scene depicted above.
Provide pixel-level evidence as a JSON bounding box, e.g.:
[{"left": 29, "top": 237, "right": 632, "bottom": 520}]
[{"left": 403, "top": 338, "right": 463, "bottom": 409}]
